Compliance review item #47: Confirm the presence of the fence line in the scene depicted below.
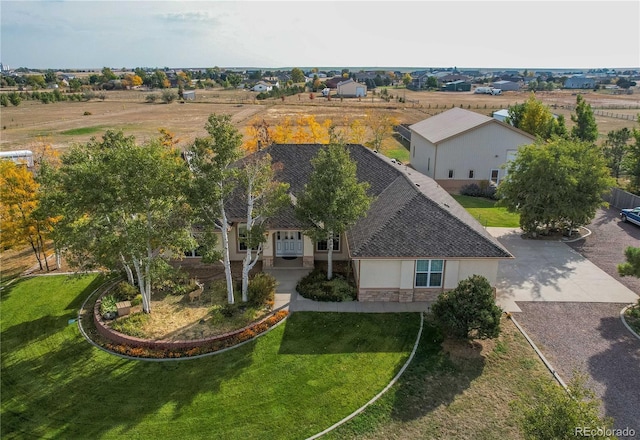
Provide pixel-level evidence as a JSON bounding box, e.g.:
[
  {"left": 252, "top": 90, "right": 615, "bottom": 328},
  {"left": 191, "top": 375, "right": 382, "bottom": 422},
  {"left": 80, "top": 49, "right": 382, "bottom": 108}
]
[{"left": 605, "top": 187, "right": 640, "bottom": 209}]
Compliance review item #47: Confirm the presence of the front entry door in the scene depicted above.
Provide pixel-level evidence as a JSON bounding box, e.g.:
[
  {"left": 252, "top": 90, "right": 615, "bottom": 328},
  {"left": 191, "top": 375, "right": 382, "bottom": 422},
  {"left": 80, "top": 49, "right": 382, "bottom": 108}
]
[{"left": 275, "top": 231, "right": 303, "bottom": 257}]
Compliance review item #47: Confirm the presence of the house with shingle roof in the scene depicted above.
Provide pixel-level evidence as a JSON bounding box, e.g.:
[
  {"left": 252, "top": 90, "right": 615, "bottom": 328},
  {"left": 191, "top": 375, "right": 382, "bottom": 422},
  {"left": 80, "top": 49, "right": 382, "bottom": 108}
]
[
  {"left": 215, "top": 143, "right": 513, "bottom": 303},
  {"left": 409, "top": 108, "right": 536, "bottom": 192}
]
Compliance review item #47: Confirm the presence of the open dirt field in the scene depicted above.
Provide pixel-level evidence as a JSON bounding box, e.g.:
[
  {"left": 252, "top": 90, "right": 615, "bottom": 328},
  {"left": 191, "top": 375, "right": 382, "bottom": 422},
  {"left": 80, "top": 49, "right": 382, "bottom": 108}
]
[{"left": 1, "top": 87, "right": 638, "bottom": 152}]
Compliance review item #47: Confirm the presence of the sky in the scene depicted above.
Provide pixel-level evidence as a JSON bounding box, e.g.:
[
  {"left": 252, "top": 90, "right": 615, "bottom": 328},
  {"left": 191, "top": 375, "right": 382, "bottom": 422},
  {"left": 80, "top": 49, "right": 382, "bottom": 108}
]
[{"left": 1, "top": 0, "right": 639, "bottom": 70}]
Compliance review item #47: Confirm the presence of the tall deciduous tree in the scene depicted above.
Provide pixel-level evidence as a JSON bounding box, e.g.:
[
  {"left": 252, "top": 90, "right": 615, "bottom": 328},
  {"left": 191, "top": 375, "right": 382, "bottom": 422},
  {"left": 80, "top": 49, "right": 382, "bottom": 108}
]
[
  {"left": 497, "top": 138, "right": 614, "bottom": 235},
  {"left": 237, "top": 154, "right": 289, "bottom": 301},
  {"left": 0, "top": 161, "right": 58, "bottom": 271},
  {"left": 366, "top": 111, "right": 399, "bottom": 151},
  {"left": 295, "top": 144, "right": 372, "bottom": 280},
  {"left": 603, "top": 128, "right": 631, "bottom": 182},
  {"left": 625, "top": 123, "right": 640, "bottom": 194},
  {"left": 48, "top": 130, "right": 194, "bottom": 313},
  {"left": 507, "top": 94, "right": 567, "bottom": 140},
  {"left": 571, "top": 94, "right": 598, "bottom": 143},
  {"left": 290, "top": 68, "right": 305, "bottom": 84},
  {"left": 187, "top": 114, "right": 243, "bottom": 304}
]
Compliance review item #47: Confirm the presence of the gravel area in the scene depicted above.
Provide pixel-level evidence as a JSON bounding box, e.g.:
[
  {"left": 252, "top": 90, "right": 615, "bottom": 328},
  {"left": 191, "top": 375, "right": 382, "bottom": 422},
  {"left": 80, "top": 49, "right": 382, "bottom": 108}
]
[
  {"left": 568, "top": 206, "right": 640, "bottom": 295},
  {"left": 514, "top": 302, "right": 640, "bottom": 432},
  {"left": 512, "top": 207, "right": 640, "bottom": 431}
]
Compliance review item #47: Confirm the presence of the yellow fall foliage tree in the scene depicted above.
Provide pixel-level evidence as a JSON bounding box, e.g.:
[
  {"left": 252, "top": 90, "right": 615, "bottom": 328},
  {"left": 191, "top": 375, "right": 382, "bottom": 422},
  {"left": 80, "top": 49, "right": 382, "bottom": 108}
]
[{"left": 0, "top": 160, "right": 58, "bottom": 271}]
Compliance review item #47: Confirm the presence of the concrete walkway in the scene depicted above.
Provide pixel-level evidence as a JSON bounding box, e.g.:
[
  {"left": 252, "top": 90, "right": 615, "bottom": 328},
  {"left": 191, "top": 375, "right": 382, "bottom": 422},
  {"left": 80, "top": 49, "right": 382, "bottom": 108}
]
[
  {"left": 267, "top": 268, "right": 431, "bottom": 313},
  {"left": 488, "top": 227, "right": 638, "bottom": 313}
]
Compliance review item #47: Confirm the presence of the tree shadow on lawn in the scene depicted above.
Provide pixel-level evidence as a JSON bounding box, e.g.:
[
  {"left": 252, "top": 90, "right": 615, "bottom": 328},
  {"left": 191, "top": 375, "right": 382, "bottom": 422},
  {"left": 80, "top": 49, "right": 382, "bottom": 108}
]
[
  {"left": 389, "top": 323, "right": 485, "bottom": 422},
  {"left": 1, "top": 326, "right": 256, "bottom": 439},
  {"left": 588, "top": 314, "right": 640, "bottom": 431},
  {"left": 0, "top": 275, "right": 106, "bottom": 351},
  {"left": 277, "top": 312, "right": 420, "bottom": 355}
]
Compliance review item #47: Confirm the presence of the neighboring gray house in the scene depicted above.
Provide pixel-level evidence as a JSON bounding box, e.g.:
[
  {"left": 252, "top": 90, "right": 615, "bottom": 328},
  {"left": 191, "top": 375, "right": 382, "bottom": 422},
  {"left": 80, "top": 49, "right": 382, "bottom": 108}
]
[
  {"left": 564, "top": 75, "right": 597, "bottom": 89},
  {"left": 409, "top": 108, "right": 536, "bottom": 192},
  {"left": 491, "top": 80, "right": 520, "bottom": 92},
  {"left": 205, "top": 143, "right": 513, "bottom": 302},
  {"left": 337, "top": 79, "right": 367, "bottom": 97},
  {"left": 182, "top": 90, "right": 196, "bottom": 101}
]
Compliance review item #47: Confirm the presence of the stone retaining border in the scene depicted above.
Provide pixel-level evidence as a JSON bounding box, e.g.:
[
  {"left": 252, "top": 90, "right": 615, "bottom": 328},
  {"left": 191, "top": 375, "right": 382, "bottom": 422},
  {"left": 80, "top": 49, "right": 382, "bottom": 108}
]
[{"left": 79, "top": 278, "right": 288, "bottom": 361}]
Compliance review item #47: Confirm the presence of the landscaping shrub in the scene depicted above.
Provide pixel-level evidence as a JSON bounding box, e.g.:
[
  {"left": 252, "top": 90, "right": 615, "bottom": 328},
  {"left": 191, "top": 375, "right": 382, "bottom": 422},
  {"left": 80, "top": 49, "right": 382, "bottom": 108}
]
[
  {"left": 512, "top": 373, "right": 614, "bottom": 440},
  {"left": 248, "top": 272, "right": 277, "bottom": 307},
  {"left": 460, "top": 180, "right": 497, "bottom": 199},
  {"left": 431, "top": 275, "right": 502, "bottom": 340},
  {"left": 296, "top": 269, "right": 356, "bottom": 302},
  {"left": 152, "top": 261, "right": 193, "bottom": 296},
  {"left": 112, "top": 281, "right": 138, "bottom": 302},
  {"left": 100, "top": 294, "right": 118, "bottom": 316},
  {"left": 110, "top": 312, "right": 149, "bottom": 338}
]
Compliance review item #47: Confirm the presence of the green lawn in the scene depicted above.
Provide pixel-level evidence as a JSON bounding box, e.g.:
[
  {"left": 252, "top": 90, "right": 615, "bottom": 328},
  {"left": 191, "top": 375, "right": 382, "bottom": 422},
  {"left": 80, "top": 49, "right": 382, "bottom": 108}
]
[
  {"left": 60, "top": 126, "right": 105, "bottom": 136},
  {"left": 1, "top": 275, "right": 419, "bottom": 440},
  {"left": 451, "top": 194, "right": 521, "bottom": 228}
]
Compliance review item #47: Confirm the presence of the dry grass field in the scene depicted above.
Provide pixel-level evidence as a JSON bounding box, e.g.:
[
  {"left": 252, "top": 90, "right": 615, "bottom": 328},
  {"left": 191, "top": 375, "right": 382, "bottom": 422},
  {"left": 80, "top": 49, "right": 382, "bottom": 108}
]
[{"left": 1, "top": 87, "right": 638, "bottom": 153}]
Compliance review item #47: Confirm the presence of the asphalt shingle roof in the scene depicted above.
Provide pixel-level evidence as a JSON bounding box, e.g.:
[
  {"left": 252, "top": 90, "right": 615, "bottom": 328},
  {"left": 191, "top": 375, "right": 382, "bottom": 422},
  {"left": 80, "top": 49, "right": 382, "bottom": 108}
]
[{"left": 233, "top": 143, "right": 512, "bottom": 260}]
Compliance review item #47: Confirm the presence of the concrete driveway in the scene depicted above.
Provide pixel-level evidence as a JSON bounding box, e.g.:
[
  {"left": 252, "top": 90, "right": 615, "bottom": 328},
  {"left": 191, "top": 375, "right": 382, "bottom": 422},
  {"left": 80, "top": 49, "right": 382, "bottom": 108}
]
[{"left": 488, "top": 228, "right": 638, "bottom": 313}]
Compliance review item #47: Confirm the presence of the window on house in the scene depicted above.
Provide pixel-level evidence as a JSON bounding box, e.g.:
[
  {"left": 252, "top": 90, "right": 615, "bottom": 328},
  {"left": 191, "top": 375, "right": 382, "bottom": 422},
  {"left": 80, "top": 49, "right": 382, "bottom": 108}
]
[
  {"left": 238, "top": 224, "right": 258, "bottom": 251},
  {"left": 490, "top": 169, "right": 499, "bottom": 184},
  {"left": 427, "top": 157, "right": 430, "bottom": 171},
  {"left": 448, "top": 169, "right": 454, "bottom": 179},
  {"left": 317, "top": 234, "right": 340, "bottom": 252},
  {"left": 415, "top": 259, "right": 444, "bottom": 288},
  {"left": 468, "top": 169, "right": 475, "bottom": 179}
]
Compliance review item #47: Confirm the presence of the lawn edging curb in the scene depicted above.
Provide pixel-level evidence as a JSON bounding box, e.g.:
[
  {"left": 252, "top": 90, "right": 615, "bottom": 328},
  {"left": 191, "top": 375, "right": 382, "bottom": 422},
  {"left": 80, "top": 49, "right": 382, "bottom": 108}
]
[
  {"left": 306, "top": 311, "right": 424, "bottom": 440},
  {"left": 78, "top": 277, "right": 289, "bottom": 362},
  {"left": 620, "top": 304, "right": 640, "bottom": 341}
]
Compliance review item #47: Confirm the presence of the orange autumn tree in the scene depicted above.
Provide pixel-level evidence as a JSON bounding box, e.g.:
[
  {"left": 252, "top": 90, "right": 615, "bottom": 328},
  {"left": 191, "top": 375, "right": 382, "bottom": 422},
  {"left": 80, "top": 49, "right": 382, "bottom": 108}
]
[
  {"left": 244, "top": 115, "right": 333, "bottom": 152},
  {"left": 0, "top": 160, "right": 58, "bottom": 271},
  {"left": 366, "top": 111, "right": 399, "bottom": 151}
]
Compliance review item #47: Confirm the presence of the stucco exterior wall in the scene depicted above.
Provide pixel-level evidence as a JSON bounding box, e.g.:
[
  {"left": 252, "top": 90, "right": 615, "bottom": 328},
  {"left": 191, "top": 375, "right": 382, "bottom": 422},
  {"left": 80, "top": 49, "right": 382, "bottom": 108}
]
[{"left": 356, "top": 258, "right": 500, "bottom": 302}]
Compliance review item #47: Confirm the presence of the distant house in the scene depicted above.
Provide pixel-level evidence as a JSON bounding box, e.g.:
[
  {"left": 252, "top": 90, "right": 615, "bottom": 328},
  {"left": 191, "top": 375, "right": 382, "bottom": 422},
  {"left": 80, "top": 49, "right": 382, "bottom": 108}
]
[
  {"left": 442, "top": 80, "right": 471, "bottom": 92},
  {"left": 182, "top": 90, "right": 196, "bottom": 101},
  {"left": 325, "top": 76, "right": 345, "bottom": 89},
  {"left": 564, "top": 76, "right": 597, "bottom": 89},
  {"left": 202, "top": 143, "right": 513, "bottom": 303},
  {"left": 409, "top": 108, "right": 536, "bottom": 192},
  {"left": 492, "top": 109, "right": 510, "bottom": 123},
  {"left": 337, "top": 79, "right": 367, "bottom": 97},
  {"left": 491, "top": 80, "right": 520, "bottom": 92},
  {"left": 251, "top": 81, "right": 275, "bottom": 92}
]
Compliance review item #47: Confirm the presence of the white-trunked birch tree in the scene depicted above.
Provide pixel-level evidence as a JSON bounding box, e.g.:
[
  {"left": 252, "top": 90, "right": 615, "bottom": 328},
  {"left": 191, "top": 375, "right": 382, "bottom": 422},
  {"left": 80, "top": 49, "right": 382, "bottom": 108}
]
[
  {"left": 295, "top": 143, "right": 372, "bottom": 280},
  {"left": 237, "top": 154, "right": 289, "bottom": 302},
  {"left": 186, "top": 114, "right": 242, "bottom": 304},
  {"left": 49, "top": 130, "right": 195, "bottom": 313}
]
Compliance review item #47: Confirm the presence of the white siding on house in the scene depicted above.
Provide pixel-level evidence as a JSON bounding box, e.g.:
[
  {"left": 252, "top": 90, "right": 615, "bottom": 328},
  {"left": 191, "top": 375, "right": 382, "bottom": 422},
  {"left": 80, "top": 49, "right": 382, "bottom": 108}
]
[
  {"left": 432, "top": 123, "right": 532, "bottom": 181},
  {"left": 410, "top": 137, "right": 437, "bottom": 178}
]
